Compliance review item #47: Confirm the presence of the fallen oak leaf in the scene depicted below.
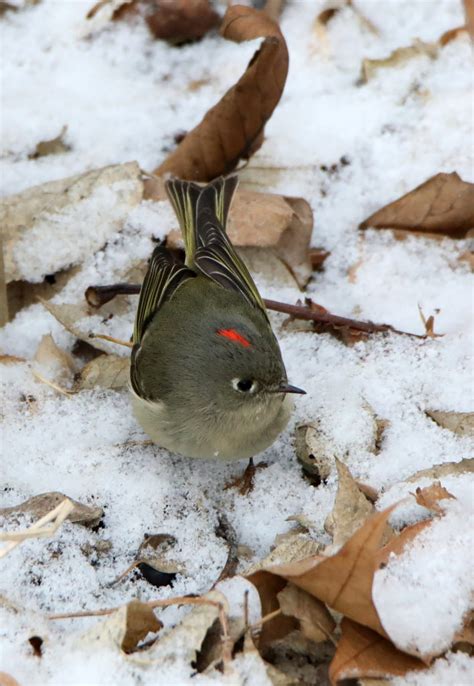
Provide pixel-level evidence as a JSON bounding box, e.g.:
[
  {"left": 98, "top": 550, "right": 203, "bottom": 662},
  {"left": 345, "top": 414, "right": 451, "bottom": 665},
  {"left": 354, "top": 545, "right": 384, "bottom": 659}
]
[
  {"left": 39, "top": 299, "right": 120, "bottom": 354},
  {"left": 0, "top": 492, "right": 103, "bottom": 528},
  {"left": 28, "top": 125, "right": 70, "bottom": 159},
  {"left": 413, "top": 481, "right": 455, "bottom": 514},
  {"left": 264, "top": 505, "right": 399, "bottom": 636},
  {"left": 277, "top": 583, "right": 336, "bottom": 644},
  {"left": 1, "top": 161, "right": 143, "bottom": 283},
  {"left": 360, "top": 40, "right": 438, "bottom": 84},
  {"left": 121, "top": 600, "right": 162, "bottom": 653},
  {"left": 425, "top": 409, "right": 474, "bottom": 437},
  {"left": 34, "top": 333, "right": 76, "bottom": 386},
  {"left": 324, "top": 459, "right": 376, "bottom": 549},
  {"left": 329, "top": 618, "right": 425, "bottom": 685},
  {"left": 73, "top": 354, "right": 130, "bottom": 391},
  {"left": 80, "top": 599, "right": 162, "bottom": 654},
  {"left": 359, "top": 172, "right": 474, "bottom": 238},
  {"left": 142, "top": 0, "right": 219, "bottom": 44},
  {"left": 404, "top": 458, "right": 474, "bottom": 483},
  {"left": 154, "top": 4, "right": 289, "bottom": 180}
]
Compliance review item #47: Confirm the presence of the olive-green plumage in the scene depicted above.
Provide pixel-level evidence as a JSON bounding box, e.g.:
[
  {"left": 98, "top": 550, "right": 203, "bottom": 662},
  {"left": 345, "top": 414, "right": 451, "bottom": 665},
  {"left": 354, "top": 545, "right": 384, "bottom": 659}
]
[{"left": 130, "top": 175, "right": 304, "bottom": 461}]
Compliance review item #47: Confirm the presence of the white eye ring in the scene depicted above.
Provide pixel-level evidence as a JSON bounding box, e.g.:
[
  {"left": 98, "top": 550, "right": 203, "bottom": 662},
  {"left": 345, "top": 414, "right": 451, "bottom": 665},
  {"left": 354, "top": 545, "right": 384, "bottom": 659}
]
[{"left": 232, "top": 378, "right": 257, "bottom": 393}]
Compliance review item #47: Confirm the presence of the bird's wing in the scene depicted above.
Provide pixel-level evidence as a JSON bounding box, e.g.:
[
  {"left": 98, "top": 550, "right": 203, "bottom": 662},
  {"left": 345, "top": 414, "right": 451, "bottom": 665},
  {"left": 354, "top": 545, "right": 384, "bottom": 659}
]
[
  {"left": 195, "top": 176, "right": 268, "bottom": 318},
  {"left": 132, "top": 246, "right": 195, "bottom": 346}
]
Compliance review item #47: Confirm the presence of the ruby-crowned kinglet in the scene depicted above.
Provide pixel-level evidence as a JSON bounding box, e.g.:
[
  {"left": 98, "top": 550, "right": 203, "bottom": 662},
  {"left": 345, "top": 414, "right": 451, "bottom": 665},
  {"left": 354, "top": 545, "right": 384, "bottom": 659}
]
[{"left": 130, "top": 175, "right": 305, "bottom": 460}]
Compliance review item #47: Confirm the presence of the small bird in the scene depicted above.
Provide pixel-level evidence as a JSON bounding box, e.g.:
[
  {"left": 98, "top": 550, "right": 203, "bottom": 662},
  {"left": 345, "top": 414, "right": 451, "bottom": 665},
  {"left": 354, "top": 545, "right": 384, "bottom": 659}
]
[{"left": 130, "top": 175, "right": 305, "bottom": 465}]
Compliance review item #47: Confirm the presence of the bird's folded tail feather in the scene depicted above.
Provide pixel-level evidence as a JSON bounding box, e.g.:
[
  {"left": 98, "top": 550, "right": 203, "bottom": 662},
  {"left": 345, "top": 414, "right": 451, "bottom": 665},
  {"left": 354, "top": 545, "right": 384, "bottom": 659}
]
[{"left": 165, "top": 175, "right": 238, "bottom": 266}]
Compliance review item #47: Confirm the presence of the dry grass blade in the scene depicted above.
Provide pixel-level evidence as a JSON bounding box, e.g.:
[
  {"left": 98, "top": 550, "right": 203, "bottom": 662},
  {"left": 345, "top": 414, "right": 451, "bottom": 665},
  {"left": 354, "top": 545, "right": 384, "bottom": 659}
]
[
  {"left": 154, "top": 5, "right": 288, "bottom": 180},
  {"left": 0, "top": 499, "right": 74, "bottom": 558}
]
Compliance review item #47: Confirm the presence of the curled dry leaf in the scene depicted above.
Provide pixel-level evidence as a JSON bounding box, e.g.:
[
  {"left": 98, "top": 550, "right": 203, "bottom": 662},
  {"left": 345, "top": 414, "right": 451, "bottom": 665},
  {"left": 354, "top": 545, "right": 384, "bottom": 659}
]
[
  {"left": 360, "top": 172, "right": 474, "bottom": 238},
  {"left": 154, "top": 4, "right": 289, "bottom": 180},
  {"left": 277, "top": 583, "right": 335, "bottom": 644},
  {"left": 295, "top": 423, "right": 336, "bottom": 485},
  {"left": 426, "top": 409, "right": 474, "bottom": 437},
  {"left": 329, "top": 618, "right": 425, "bottom": 685},
  {"left": 136, "top": 533, "right": 180, "bottom": 587},
  {"left": 1, "top": 161, "right": 143, "bottom": 283},
  {"left": 34, "top": 334, "right": 76, "bottom": 385},
  {"left": 40, "top": 299, "right": 115, "bottom": 354},
  {"left": 73, "top": 354, "right": 130, "bottom": 391},
  {"left": 121, "top": 600, "right": 162, "bottom": 653},
  {"left": 360, "top": 40, "right": 438, "bottom": 84},
  {"left": 0, "top": 492, "right": 103, "bottom": 528},
  {"left": 0, "top": 234, "right": 8, "bottom": 326},
  {"left": 0, "top": 674, "right": 21, "bottom": 686},
  {"left": 262, "top": 505, "right": 401, "bottom": 637},
  {"left": 145, "top": 176, "right": 313, "bottom": 287},
  {"left": 146, "top": 590, "right": 227, "bottom": 663},
  {"left": 28, "top": 125, "right": 70, "bottom": 159},
  {"left": 142, "top": 0, "right": 219, "bottom": 44},
  {"left": 80, "top": 599, "right": 162, "bottom": 654},
  {"left": 324, "top": 459, "right": 375, "bottom": 549},
  {"left": 404, "top": 458, "right": 474, "bottom": 483},
  {"left": 413, "top": 481, "right": 455, "bottom": 514}
]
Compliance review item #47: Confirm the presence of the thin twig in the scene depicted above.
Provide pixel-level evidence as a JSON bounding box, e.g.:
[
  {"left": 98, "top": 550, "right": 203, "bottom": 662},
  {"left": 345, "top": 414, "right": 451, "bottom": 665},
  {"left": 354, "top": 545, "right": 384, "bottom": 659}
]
[{"left": 85, "top": 283, "right": 424, "bottom": 338}]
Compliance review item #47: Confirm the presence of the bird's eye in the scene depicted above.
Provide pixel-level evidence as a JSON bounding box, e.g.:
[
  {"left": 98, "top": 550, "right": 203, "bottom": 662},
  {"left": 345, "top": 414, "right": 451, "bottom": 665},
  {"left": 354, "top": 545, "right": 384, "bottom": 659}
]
[{"left": 232, "top": 378, "right": 256, "bottom": 393}]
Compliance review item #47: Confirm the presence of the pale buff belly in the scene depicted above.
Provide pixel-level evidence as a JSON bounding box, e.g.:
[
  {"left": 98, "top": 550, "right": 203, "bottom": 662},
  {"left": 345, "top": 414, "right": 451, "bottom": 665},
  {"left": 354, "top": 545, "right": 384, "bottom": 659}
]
[{"left": 131, "top": 392, "right": 292, "bottom": 461}]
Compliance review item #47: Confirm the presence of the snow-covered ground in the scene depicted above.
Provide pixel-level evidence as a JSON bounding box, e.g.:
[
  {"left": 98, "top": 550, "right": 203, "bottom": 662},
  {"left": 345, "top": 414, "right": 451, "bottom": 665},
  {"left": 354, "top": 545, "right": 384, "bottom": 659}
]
[{"left": 1, "top": 1, "right": 473, "bottom": 684}]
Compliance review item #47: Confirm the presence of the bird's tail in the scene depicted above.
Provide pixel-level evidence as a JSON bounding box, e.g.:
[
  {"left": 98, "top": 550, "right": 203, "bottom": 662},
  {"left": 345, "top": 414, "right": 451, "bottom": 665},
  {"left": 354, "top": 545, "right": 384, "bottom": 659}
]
[{"left": 165, "top": 175, "right": 238, "bottom": 267}]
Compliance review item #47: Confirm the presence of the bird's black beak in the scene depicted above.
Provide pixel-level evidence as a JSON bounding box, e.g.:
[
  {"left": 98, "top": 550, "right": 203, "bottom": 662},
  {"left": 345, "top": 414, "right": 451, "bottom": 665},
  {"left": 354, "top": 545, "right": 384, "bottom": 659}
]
[{"left": 276, "top": 383, "right": 306, "bottom": 395}]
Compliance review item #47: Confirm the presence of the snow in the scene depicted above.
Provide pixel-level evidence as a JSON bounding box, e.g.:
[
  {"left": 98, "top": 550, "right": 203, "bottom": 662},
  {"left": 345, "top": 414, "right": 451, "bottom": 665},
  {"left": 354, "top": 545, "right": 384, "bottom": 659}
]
[{"left": 1, "top": 0, "right": 473, "bottom": 684}]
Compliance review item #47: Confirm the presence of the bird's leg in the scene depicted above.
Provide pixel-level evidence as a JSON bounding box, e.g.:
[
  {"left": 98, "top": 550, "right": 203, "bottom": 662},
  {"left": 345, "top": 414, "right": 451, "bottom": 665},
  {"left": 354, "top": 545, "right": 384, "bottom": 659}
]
[{"left": 224, "top": 457, "right": 268, "bottom": 496}]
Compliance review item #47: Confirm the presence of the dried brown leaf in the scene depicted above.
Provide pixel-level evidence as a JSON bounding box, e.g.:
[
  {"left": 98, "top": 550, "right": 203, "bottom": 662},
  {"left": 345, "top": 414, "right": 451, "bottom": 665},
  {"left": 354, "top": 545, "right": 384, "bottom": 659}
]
[
  {"left": 29, "top": 126, "right": 70, "bottom": 159},
  {"left": 329, "top": 618, "right": 425, "bottom": 685},
  {"left": 34, "top": 334, "right": 76, "bottom": 385},
  {"left": 0, "top": 674, "right": 21, "bottom": 686},
  {"left": 0, "top": 235, "right": 8, "bottom": 326},
  {"left": 277, "top": 583, "right": 336, "bottom": 644},
  {"left": 0, "top": 492, "right": 103, "bottom": 528},
  {"left": 413, "top": 481, "right": 455, "bottom": 513},
  {"left": 154, "top": 5, "right": 288, "bottom": 180},
  {"left": 325, "top": 459, "right": 375, "bottom": 548},
  {"left": 360, "top": 40, "right": 438, "bottom": 83},
  {"left": 147, "top": 590, "right": 227, "bottom": 663},
  {"left": 263, "top": 505, "right": 401, "bottom": 637},
  {"left": 360, "top": 172, "right": 474, "bottom": 238},
  {"left": 426, "top": 409, "right": 474, "bottom": 437},
  {"left": 464, "top": 0, "right": 474, "bottom": 39},
  {"left": 246, "top": 572, "right": 298, "bottom": 648},
  {"left": 74, "top": 354, "right": 130, "bottom": 391},
  {"left": 1, "top": 162, "right": 143, "bottom": 283},
  {"left": 295, "top": 423, "right": 336, "bottom": 485},
  {"left": 144, "top": 0, "right": 219, "bottom": 44},
  {"left": 375, "top": 520, "right": 433, "bottom": 570},
  {"left": 40, "top": 300, "right": 114, "bottom": 353},
  {"left": 121, "top": 599, "right": 162, "bottom": 653},
  {"left": 404, "top": 458, "right": 474, "bottom": 483}
]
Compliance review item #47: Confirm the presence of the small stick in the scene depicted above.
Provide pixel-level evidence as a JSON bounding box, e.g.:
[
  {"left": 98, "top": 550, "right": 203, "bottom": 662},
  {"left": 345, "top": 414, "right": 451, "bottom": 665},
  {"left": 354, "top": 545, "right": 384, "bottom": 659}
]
[
  {"left": 85, "top": 283, "right": 424, "bottom": 338},
  {"left": 48, "top": 595, "right": 218, "bottom": 620}
]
